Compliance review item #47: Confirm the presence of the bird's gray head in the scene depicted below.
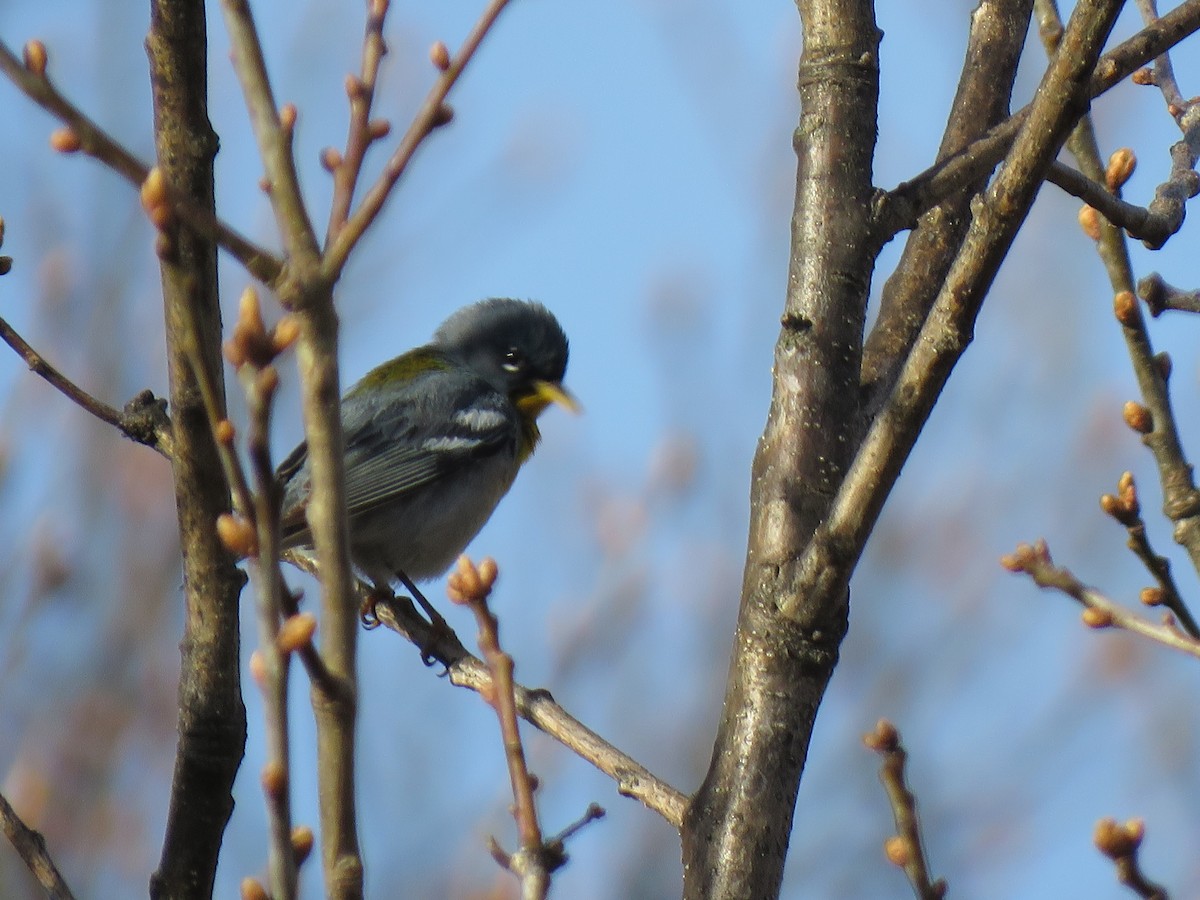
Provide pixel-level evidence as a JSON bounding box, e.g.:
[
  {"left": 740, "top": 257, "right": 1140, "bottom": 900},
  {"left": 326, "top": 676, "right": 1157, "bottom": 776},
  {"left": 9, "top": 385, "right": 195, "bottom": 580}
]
[{"left": 434, "top": 298, "right": 570, "bottom": 400}]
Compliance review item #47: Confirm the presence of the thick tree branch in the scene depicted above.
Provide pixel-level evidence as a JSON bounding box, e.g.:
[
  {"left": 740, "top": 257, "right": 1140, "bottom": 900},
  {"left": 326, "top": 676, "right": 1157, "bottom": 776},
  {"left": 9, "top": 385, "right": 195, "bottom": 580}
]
[
  {"left": 862, "top": 0, "right": 1034, "bottom": 414},
  {"left": 681, "top": 0, "right": 880, "bottom": 896},
  {"left": 781, "top": 0, "right": 1127, "bottom": 622},
  {"left": 145, "top": 2, "right": 248, "bottom": 897}
]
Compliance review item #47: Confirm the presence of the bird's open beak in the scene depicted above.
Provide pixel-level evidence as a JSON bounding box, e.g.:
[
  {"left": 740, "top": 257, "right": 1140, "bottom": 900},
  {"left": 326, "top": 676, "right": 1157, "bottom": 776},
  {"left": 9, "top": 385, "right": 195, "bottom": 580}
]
[{"left": 520, "top": 380, "right": 580, "bottom": 417}]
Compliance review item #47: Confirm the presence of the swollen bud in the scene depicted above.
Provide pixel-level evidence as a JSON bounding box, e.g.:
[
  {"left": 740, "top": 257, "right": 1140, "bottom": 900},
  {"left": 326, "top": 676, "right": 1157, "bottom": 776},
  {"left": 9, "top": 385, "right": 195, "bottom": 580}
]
[
  {"left": 23, "top": 40, "right": 48, "bottom": 77},
  {"left": 1106, "top": 148, "right": 1136, "bottom": 192},
  {"left": 430, "top": 41, "right": 451, "bottom": 71},
  {"left": 1121, "top": 401, "right": 1152, "bottom": 435}
]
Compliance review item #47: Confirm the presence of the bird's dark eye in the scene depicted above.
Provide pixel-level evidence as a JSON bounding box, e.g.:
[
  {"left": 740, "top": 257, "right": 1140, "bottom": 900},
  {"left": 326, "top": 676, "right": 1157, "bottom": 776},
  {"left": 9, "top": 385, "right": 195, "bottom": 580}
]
[{"left": 502, "top": 347, "right": 525, "bottom": 373}]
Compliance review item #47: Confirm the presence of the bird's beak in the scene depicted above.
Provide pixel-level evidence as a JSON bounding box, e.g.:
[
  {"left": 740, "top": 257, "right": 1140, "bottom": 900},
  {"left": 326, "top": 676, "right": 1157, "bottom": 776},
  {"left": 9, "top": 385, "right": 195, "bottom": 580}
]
[{"left": 520, "top": 380, "right": 581, "bottom": 416}]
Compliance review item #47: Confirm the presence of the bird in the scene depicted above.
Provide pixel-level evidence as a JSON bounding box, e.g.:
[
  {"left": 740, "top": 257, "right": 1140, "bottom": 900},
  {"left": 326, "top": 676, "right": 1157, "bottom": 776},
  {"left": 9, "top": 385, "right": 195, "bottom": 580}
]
[{"left": 276, "top": 298, "right": 576, "bottom": 625}]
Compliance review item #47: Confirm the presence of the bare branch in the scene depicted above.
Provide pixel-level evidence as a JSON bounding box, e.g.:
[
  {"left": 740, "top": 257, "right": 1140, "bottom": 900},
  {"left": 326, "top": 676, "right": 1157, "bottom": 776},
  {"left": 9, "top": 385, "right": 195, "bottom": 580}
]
[
  {"left": 1002, "top": 539, "right": 1200, "bottom": 660},
  {"left": 216, "top": 0, "right": 320, "bottom": 264},
  {"left": 863, "top": 721, "right": 946, "bottom": 900},
  {"left": 876, "top": 0, "right": 1200, "bottom": 238},
  {"left": 323, "top": 0, "right": 392, "bottom": 248},
  {"left": 1100, "top": 471, "right": 1200, "bottom": 639},
  {"left": 783, "top": 0, "right": 1127, "bottom": 620},
  {"left": 322, "top": 0, "right": 517, "bottom": 278},
  {"left": 0, "top": 791, "right": 77, "bottom": 900},
  {"left": 1139, "top": 272, "right": 1200, "bottom": 315},
  {"left": 0, "top": 40, "right": 281, "bottom": 285},
  {"left": 0, "top": 314, "right": 173, "bottom": 457},
  {"left": 1046, "top": 161, "right": 1182, "bottom": 246},
  {"left": 369, "top": 593, "right": 688, "bottom": 827},
  {"left": 1094, "top": 817, "right": 1169, "bottom": 899}
]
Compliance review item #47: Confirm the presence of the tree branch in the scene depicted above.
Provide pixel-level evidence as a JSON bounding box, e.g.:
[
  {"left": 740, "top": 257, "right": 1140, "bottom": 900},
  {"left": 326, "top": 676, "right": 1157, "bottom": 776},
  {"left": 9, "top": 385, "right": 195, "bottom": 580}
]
[
  {"left": 1003, "top": 539, "right": 1200, "bottom": 660},
  {"left": 0, "top": 313, "right": 173, "bottom": 457},
  {"left": 875, "top": 0, "right": 1200, "bottom": 239},
  {"left": 322, "top": 0, "right": 517, "bottom": 278},
  {"left": 144, "top": 2, "right": 248, "bottom": 896},
  {"left": 0, "top": 791, "right": 77, "bottom": 900},
  {"left": 781, "top": 0, "right": 1127, "bottom": 622},
  {"left": 0, "top": 39, "right": 281, "bottom": 285},
  {"left": 369, "top": 593, "right": 688, "bottom": 827}
]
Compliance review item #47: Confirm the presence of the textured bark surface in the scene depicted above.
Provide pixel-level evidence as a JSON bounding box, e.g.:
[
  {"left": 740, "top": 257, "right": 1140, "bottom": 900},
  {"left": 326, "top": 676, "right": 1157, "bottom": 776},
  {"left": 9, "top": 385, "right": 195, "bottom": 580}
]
[
  {"left": 145, "top": 2, "right": 247, "bottom": 897},
  {"left": 681, "top": 0, "right": 881, "bottom": 895}
]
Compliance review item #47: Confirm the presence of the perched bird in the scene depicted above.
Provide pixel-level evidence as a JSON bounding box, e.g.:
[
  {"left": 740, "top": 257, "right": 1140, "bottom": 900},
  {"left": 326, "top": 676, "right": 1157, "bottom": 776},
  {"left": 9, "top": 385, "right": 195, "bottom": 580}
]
[{"left": 277, "top": 298, "right": 575, "bottom": 613}]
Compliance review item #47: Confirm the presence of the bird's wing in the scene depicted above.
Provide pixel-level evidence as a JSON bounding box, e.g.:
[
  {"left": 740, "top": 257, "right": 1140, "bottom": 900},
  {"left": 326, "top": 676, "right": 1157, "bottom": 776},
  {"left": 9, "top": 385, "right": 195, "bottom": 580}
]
[
  {"left": 341, "top": 373, "right": 516, "bottom": 519},
  {"left": 278, "top": 368, "right": 516, "bottom": 545}
]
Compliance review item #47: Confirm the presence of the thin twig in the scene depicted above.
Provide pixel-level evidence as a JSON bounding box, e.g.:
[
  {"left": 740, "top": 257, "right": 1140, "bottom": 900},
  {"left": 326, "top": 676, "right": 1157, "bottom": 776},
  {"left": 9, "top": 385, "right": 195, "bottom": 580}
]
[
  {"left": 324, "top": 0, "right": 392, "bottom": 248},
  {"left": 1036, "top": 0, "right": 1200, "bottom": 591},
  {"left": 875, "top": 0, "right": 1200, "bottom": 239},
  {"left": 0, "top": 40, "right": 281, "bottom": 285},
  {"left": 322, "top": 0, "right": 517, "bottom": 278},
  {"left": 1002, "top": 539, "right": 1200, "bottom": 660},
  {"left": 1094, "top": 817, "right": 1169, "bottom": 899},
  {"left": 217, "top": 0, "right": 319, "bottom": 266},
  {"left": 1046, "top": 161, "right": 1177, "bottom": 246},
  {"left": 0, "top": 314, "right": 174, "bottom": 457},
  {"left": 0, "top": 791, "right": 77, "bottom": 900},
  {"left": 217, "top": 5, "right": 362, "bottom": 895},
  {"left": 448, "top": 558, "right": 550, "bottom": 896},
  {"left": 241, "top": 323, "right": 300, "bottom": 900},
  {"left": 369, "top": 592, "right": 688, "bottom": 827},
  {"left": 863, "top": 721, "right": 946, "bottom": 900},
  {"left": 1138, "top": 273, "right": 1200, "bottom": 315},
  {"left": 1100, "top": 471, "right": 1200, "bottom": 638},
  {"left": 445, "top": 558, "right": 607, "bottom": 900}
]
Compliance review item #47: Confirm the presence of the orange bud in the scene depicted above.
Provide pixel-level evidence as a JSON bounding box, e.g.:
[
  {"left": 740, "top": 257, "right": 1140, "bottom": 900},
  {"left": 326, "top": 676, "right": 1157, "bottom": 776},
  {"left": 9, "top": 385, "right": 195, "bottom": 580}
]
[
  {"left": 430, "top": 41, "right": 451, "bottom": 71},
  {"left": 272, "top": 315, "right": 301, "bottom": 354},
  {"left": 1139, "top": 587, "right": 1163, "bottom": 606},
  {"left": 1106, "top": 148, "right": 1136, "bottom": 192},
  {"left": 291, "top": 825, "right": 315, "bottom": 864},
  {"left": 884, "top": 836, "right": 911, "bottom": 867},
  {"left": 1112, "top": 291, "right": 1139, "bottom": 328},
  {"left": 50, "top": 127, "right": 82, "bottom": 154},
  {"left": 240, "top": 877, "right": 269, "bottom": 900},
  {"left": 863, "top": 718, "right": 899, "bottom": 751},
  {"left": 23, "top": 40, "right": 48, "bottom": 77},
  {"left": 249, "top": 650, "right": 268, "bottom": 689},
  {"left": 279, "top": 102, "right": 297, "bottom": 132},
  {"left": 215, "top": 419, "right": 236, "bottom": 446},
  {"left": 216, "top": 513, "right": 257, "bottom": 558},
  {"left": 261, "top": 761, "right": 287, "bottom": 799},
  {"left": 1078, "top": 205, "right": 1101, "bottom": 240},
  {"left": 1122, "top": 401, "right": 1152, "bottom": 434},
  {"left": 320, "top": 147, "right": 343, "bottom": 172},
  {"left": 1082, "top": 607, "right": 1114, "bottom": 629},
  {"left": 277, "top": 613, "right": 317, "bottom": 654}
]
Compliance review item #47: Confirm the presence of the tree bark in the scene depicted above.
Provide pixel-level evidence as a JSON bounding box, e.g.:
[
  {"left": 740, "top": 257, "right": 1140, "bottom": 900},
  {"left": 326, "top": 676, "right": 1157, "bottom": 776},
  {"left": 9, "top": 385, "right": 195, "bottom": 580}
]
[
  {"left": 681, "top": 0, "right": 880, "bottom": 896},
  {"left": 145, "top": 2, "right": 247, "bottom": 897}
]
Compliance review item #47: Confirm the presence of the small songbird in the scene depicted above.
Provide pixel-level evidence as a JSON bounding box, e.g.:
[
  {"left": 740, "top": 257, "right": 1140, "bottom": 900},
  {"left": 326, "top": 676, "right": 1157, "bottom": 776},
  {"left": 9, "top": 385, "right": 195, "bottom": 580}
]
[{"left": 277, "top": 298, "right": 576, "bottom": 609}]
